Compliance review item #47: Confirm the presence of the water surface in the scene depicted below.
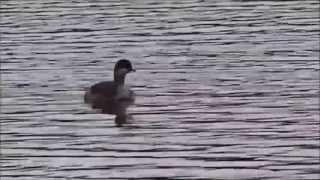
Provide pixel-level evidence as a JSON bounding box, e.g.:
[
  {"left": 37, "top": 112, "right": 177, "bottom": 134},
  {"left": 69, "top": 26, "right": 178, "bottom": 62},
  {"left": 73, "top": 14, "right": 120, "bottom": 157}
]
[{"left": 1, "top": 0, "right": 319, "bottom": 179}]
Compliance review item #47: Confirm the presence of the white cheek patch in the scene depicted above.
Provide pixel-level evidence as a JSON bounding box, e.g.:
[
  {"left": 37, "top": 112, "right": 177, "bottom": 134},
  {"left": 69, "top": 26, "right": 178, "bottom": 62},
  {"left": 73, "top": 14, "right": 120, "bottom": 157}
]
[{"left": 117, "top": 68, "right": 129, "bottom": 76}]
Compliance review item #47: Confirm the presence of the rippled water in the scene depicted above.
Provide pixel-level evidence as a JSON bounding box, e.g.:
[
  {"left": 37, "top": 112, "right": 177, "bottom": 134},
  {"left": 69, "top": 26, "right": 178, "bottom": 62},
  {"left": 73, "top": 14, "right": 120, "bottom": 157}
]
[{"left": 1, "top": 0, "right": 319, "bottom": 179}]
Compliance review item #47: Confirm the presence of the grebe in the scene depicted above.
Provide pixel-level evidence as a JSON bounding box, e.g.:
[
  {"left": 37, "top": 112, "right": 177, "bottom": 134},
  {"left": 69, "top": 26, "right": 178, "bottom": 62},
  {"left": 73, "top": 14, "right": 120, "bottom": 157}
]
[{"left": 84, "top": 59, "right": 135, "bottom": 112}]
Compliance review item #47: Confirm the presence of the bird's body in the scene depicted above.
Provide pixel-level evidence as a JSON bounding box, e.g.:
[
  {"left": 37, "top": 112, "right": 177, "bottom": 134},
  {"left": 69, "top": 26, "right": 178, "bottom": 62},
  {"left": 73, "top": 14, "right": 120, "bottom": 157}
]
[{"left": 84, "top": 81, "right": 134, "bottom": 104}]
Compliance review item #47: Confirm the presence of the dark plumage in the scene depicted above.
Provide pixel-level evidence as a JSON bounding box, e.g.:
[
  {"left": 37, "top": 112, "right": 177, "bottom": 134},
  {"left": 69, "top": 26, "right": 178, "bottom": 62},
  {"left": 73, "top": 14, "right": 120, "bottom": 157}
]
[{"left": 90, "top": 81, "right": 117, "bottom": 99}]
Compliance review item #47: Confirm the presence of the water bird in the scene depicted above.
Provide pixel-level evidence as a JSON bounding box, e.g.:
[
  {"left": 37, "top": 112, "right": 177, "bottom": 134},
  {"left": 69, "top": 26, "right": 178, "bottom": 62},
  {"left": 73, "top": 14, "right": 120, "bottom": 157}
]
[{"left": 84, "top": 59, "right": 135, "bottom": 126}]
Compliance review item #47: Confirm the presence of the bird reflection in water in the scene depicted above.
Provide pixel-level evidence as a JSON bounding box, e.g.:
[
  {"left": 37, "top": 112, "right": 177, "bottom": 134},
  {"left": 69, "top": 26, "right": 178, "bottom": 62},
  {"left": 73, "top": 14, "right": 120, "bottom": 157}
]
[{"left": 84, "top": 59, "right": 135, "bottom": 127}]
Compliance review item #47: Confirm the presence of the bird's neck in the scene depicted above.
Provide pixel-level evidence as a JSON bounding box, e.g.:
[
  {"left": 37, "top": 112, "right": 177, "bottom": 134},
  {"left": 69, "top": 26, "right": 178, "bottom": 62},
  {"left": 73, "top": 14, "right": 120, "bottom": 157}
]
[{"left": 114, "top": 72, "right": 125, "bottom": 86}]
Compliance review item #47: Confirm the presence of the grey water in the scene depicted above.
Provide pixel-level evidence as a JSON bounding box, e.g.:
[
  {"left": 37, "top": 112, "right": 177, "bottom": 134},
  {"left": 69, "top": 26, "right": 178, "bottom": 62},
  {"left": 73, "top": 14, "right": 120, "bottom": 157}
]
[{"left": 1, "top": 0, "right": 319, "bottom": 179}]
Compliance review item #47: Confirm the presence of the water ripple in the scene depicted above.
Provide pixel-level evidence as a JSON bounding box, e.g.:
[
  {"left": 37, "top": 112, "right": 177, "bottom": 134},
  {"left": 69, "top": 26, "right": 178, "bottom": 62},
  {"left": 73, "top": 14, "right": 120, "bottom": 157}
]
[{"left": 1, "top": 0, "right": 319, "bottom": 179}]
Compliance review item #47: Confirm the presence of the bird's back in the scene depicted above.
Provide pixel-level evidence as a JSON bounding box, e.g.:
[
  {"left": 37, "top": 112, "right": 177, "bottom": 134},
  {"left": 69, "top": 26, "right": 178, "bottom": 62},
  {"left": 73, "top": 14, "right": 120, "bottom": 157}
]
[
  {"left": 90, "top": 81, "right": 117, "bottom": 98},
  {"left": 84, "top": 81, "right": 117, "bottom": 105},
  {"left": 84, "top": 81, "right": 134, "bottom": 114}
]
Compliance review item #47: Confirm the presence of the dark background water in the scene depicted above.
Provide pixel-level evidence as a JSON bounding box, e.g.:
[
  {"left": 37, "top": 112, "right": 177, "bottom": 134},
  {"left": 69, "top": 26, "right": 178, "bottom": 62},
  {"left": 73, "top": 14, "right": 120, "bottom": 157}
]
[{"left": 1, "top": 0, "right": 319, "bottom": 179}]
